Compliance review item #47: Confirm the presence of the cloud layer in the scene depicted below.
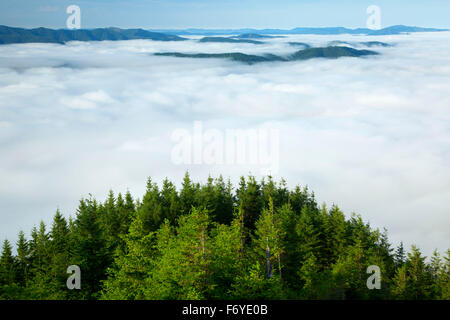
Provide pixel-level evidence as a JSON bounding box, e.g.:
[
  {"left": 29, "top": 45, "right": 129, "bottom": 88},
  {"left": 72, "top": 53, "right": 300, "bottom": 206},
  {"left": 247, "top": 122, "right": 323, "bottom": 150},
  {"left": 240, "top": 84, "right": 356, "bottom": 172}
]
[{"left": 0, "top": 32, "right": 449, "bottom": 257}]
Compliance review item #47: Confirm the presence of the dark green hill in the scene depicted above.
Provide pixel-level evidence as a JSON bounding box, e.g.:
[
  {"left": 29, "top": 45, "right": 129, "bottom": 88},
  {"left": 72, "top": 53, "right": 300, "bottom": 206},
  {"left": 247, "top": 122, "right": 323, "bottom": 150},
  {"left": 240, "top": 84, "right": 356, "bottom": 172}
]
[
  {"left": 198, "top": 37, "right": 264, "bottom": 44},
  {"left": 290, "top": 46, "right": 379, "bottom": 60},
  {"left": 328, "top": 40, "right": 392, "bottom": 48},
  {"left": 154, "top": 52, "right": 285, "bottom": 64},
  {"left": 0, "top": 25, "right": 186, "bottom": 44},
  {"left": 288, "top": 42, "right": 312, "bottom": 49},
  {"left": 155, "top": 46, "right": 379, "bottom": 64},
  {"left": 231, "top": 33, "right": 283, "bottom": 39}
]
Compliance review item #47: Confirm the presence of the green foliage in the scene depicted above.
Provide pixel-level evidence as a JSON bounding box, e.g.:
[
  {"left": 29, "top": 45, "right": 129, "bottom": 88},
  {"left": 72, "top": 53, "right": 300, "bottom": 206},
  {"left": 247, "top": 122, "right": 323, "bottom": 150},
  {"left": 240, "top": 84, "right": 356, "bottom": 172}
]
[
  {"left": 441, "top": 250, "right": 450, "bottom": 299},
  {"left": 236, "top": 176, "right": 264, "bottom": 234},
  {"left": 71, "top": 198, "right": 110, "bottom": 299},
  {"left": 154, "top": 46, "right": 379, "bottom": 64},
  {"left": 405, "top": 245, "right": 432, "bottom": 299},
  {"left": 145, "top": 207, "right": 212, "bottom": 299},
  {"left": 0, "top": 240, "right": 15, "bottom": 287},
  {"left": 15, "top": 231, "right": 30, "bottom": 287},
  {"left": 0, "top": 25, "right": 186, "bottom": 45},
  {"left": 231, "top": 262, "right": 285, "bottom": 299},
  {"left": 2, "top": 174, "right": 448, "bottom": 300},
  {"left": 391, "top": 265, "right": 408, "bottom": 299},
  {"left": 252, "top": 198, "right": 284, "bottom": 280}
]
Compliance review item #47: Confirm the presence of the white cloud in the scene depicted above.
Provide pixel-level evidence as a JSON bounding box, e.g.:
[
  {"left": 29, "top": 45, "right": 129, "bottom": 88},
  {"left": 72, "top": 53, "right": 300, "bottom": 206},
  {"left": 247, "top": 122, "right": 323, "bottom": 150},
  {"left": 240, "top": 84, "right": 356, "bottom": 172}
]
[{"left": 0, "top": 32, "right": 449, "bottom": 257}]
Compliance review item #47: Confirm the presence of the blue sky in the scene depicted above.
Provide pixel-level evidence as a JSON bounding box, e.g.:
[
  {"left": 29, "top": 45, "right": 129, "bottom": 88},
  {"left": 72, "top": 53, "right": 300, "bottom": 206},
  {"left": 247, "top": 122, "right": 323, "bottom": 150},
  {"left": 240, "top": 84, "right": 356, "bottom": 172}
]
[{"left": 0, "top": 0, "right": 449, "bottom": 29}]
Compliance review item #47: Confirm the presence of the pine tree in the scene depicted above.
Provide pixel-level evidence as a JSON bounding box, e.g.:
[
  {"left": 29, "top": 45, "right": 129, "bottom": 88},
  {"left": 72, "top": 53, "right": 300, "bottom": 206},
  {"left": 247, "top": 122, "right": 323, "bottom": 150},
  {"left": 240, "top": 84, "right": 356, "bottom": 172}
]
[
  {"left": 405, "top": 245, "right": 430, "bottom": 299},
  {"left": 100, "top": 191, "right": 122, "bottom": 253},
  {"left": 391, "top": 264, "right": 408, "bottom": 299},
  {"left": 28, "top": 221, "right": 52, "bottom": 299},
  {"left": 179, "top": 172, "right": 199, "bottom": 216},
  {"left": 160, "top": 178, "right": 179, "bottom": 225},
  {"left": 209, "top": 208, "right": 245, "bottom": 299},
  {"left": 101, "top": 213, "right": 158, "bottom": 299},
  {"left": 278, "top": 203, "right": 301, "bottom": 293},
  {"left": 72, "top": 198, "right": 109, "bottom": 299},
  {"left": 440, "top": 249, "right": 450, "bottom": 299},
  {"left": 331, "top": 239, "right": 367, "bottom": 299},
  {"left": 296, "top": 206, "right": 321, "bottom": 262},
  {"left": 48, "top": 210, "right": 70, "bottom": 299},
  {"left": 298, "top": 252, "right": 333, "bottom": 299},
  {"left": 236, "top": 176, "right": 264, "bottom": 234},
  {"left": 394, "top": 242, "right": 406, "bottom": 268},
  {"left": 146, "top": 207, "right": 212, "bottom": 299},
  {"left": 0, "top": 239, "right": 20, "bottom": 299},
  {"left": 15, "top": 231, "right": 30, "bottom": 287},
  {"left": 429, "top": 250, "right": 443, "bottom": 299},
  {"left": 210, "top": 175, "right": 234, "bottom": 225},
  {"left": 231, "top": 262, "right": 284, "bottom": 300},
  {"left": 252, "top": 198, "right": 284, "bottom": 280},
  {"left": 0, "top": 239, "right": 15, "bottom": 285},
  {"left": 115, "top": 192, "right": 133, "bottom": 252},
  {"left": 136, "top": 178, "right": 163, "bottom": 233},
  {"left": 323, "top": 204, "right": 347, "bottom": 266}
]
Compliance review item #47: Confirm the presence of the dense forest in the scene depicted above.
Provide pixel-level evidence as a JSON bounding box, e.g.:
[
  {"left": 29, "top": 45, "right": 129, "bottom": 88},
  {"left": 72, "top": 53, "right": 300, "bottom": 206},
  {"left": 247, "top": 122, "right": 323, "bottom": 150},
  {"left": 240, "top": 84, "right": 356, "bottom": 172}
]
[{"left": 0, "top": 173, "right": 448, "bottom": 300}]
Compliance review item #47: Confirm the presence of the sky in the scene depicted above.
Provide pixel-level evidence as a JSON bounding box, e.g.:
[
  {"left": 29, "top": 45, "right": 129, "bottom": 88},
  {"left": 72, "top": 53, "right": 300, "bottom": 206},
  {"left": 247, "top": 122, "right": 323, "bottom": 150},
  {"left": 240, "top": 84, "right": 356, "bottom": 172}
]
[
  {"left": 0, "top": 32, "right": 449, "bottom": 258},
  {"left": 0, "top": 0, "right": 449, "bottom": 29}
]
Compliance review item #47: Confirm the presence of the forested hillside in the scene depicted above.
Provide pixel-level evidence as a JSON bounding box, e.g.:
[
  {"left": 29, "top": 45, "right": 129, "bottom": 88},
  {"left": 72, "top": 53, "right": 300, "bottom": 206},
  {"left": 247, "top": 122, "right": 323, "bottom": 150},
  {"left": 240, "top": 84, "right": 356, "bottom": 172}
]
[{"left": 0, "top": 174, "right": 448, "bottom": 300}]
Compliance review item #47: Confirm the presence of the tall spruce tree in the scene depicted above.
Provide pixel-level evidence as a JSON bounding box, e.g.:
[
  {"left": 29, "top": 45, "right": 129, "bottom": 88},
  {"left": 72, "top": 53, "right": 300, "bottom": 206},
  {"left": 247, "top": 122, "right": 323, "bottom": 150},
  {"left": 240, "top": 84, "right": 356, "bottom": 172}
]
[
  {"left": 72, "top": 198, "right": 109, "bottom": 299},
  {"left": 15, "top": 231, "right": 30, "bottom": 288},
  {"left": 0, "top": 239, "right": 15, "bottom": 286},
  {"left": 236, "top": 176, "right": 264, "bottom": 234},
  {"left": 48, "top": 210, "right": 70, "bottom": 299},
  {"left": 405, "top": 245, "right": 430, "bottom": 299},
  {"left": 146, "top": 207, "right": 212, "bottom": 299}
]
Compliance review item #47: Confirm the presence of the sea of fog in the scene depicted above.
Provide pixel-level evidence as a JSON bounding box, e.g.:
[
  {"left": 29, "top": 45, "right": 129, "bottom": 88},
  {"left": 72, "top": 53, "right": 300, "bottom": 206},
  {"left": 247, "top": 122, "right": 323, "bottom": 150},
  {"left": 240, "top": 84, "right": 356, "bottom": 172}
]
[{"left": 0, "top": 32, "right": 449, "bottom": 257}]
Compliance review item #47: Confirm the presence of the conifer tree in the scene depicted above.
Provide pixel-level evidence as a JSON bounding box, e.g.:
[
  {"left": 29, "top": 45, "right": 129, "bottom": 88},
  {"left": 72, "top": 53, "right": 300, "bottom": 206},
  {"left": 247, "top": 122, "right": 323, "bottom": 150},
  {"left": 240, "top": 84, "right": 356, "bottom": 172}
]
[
  {"left": 298, "top": 252, "right": 333, "bottom": 299},
  {"left": 15, "top": 231, "right": 30, "bottom": 287},
  {"left": 278, "top": 203, "right": 301, "bottom": 292},
  {"left": 28, "top": 221, "right": 52, "bottom": 299},
  {"left": 72, "top": 198, "right": 109, "bottom": 299},
  {"left": 391, "top": 264, "right": 408, "bottom": 299},
  {"left": 331, "top": 239, "right": 367, "bottom": 299},
  {"left": 252, "top": 198, "right": 284, "bottom": 280},
  {"left": 48, "top": 210, "right": 70, "bottom": 299},
  {"left": 0, "top": 239, "right": 20, "bottom": 299},
  {"left": 236, "top": 176, "right": 264, "bottom": 234},
  {"left": 209, "top": 208, "right": 245, "bottom": 299},
  {"left": 429, "top": 250, "right": 443, "bottom": 299},
  {"left": 160, "top": 178, "right": 179, "bottom": 225},
  {"left": 0, "top": 239, "right": 15, "bottom": 286},
  {"left": 231, "top": 261, "right": 284, "bottom": 299},
  {"left": 101, "top": 213, "right": 157, "bottom": 299},
  {"left": 136, "top": 178, "right": 163, "bottom": 233},
  {"left": 323, "top": 205, "right": 347, "bottom": 266},
  {"left": 179, "top": 172, "right": 198, "bottom": 216},
  {"left": 405, "top": 245, "right": 430, "bottom": 299},
  {"left": 147, "top": 207, "right": 212, "bottom": 299},
  {"left": 440, "top": 249, "right": 450, "bottom": 299},
  {"left": 100, "top": 191, "right": 122, "bottom": 252},
  {"left": 394, "top": 242, "right": 406, "bottom": 268},
  {"left": 210, "top": 175, "right": 234, "bottom": 225}
]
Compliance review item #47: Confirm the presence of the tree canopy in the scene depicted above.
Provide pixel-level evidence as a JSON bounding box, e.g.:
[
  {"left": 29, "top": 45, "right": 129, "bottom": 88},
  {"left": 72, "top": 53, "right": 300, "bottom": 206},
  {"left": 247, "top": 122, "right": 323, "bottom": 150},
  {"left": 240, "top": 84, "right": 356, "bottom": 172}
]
[{"left": 0, "top": 174, "right": 448, "bottom": 300}]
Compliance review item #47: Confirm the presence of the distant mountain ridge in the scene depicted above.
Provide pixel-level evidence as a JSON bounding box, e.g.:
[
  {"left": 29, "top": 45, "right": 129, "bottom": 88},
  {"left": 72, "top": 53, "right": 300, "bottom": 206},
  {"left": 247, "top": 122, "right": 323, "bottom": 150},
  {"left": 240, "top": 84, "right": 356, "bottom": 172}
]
[
  {"left": 198, "top": 37, "right": 264, "bottom": 44},
  {"left": 1, "top": 25, "right": 447, "bottom": 45},
  {"left": 0, "top": 25, "right": 186, "bottom": 44},
  {"left": 154, "top": 46, "right": 379, "bottom": 65},
  {"left": 150, "top": 25, "right": 448, "bottom": 36}
]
